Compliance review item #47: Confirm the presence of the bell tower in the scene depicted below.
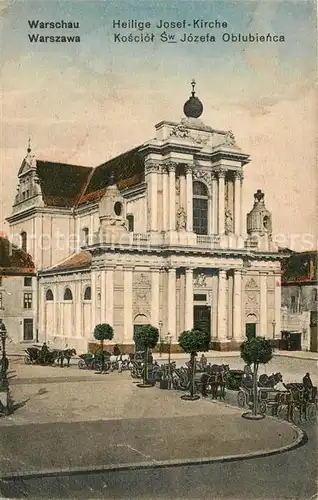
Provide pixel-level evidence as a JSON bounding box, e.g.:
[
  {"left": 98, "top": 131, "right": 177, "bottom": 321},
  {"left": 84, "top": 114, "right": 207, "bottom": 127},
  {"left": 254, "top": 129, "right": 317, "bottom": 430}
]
[{"left": 246, "top": 190, "right": 273, "bottom": 251}]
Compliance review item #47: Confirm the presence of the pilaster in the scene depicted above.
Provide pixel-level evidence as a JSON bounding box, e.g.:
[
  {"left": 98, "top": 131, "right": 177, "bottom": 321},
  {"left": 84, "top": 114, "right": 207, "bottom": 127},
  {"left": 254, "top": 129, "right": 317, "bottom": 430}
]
[
  {"left": 234, "top": 171, "right": 242, "bottom": 235},
  {"left": 260, "top": 272, "right": 268, "bottom": 335},
  {"left": 274, "top": 273, "right": 281, "bottom": 339},
  {"left": 185, "top": 164, "right": 193, "bottom": 232},
  {"left": 185, "top": 268, "right": 193, "bottom": 330},
  {"left": 167, "top": 162, "right": 177, "bottom": 231},
  {"left": 217, "top": 269, "right": 227, "bottom": 340},
  {"left": 151, "top": 268, "right": 160, "bottom": 328},
  {"left": 105, "top": 267, "right": 114, "bottom": 326},
  {"left": 217, "top": 169, "right": 226, "bottom": 234},
  {"left": 124, "top": 267, "right": 133, "bottom": 342},
  {"left": 167, "top": 268, "right": 177, "bottom": 339},
  {"left": 233, "top": 269, "right": 242, "bottom": 341}
]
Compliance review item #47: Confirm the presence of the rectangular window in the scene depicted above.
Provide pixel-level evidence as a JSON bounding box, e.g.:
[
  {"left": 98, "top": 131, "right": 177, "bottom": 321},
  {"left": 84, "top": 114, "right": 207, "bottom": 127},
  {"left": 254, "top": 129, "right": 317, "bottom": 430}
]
[
  {"left": 291, "top": 295, "right": 297, "bottom": 313},
  {"left": 24, "top": 292, "right": 32, "bottom": 309},
  {"left": 23, "top": 319, "right": 33, "bottom": 341},
  {"left": 0, "top": 292, "right": 3, "bottom": 309},
  {"left": 193, "top": 198, "right": 208, "bottom": 235},
  {"left": 194, "top": 294, "right": 207, "bottom": 302},
  {"left": 24, "top": 277, "right": 32, "bottom": 287}
]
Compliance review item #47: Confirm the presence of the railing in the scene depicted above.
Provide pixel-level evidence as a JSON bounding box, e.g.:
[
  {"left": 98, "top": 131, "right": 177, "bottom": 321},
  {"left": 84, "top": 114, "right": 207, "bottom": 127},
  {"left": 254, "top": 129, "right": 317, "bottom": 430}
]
[{"left": 196, "top": 235, "right": 220, "bottom": 247}]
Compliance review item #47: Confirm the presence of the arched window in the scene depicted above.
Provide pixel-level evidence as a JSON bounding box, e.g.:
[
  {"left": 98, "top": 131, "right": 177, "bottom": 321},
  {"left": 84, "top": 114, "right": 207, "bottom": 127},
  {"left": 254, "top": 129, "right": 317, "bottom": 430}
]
[
  {"left": 84, "top": 286, "right": 91, "bottom": 300},
  {"left": 63, "top": 287, "right": 73, "bottom": 301},
  {"left": 127, "top": 214, "right": 134, "bottom": 232},
  {"left": 21, "top": 231, "right": 27, "bottom": 252},
  {"left": 45, "top": 289, "right": 54, "bottom": 301},
  {"left": 82, "top": 227, "right": 89, "bottom": 246},
  {"left": 193, "top": 181, "right": 208, "bottom": 235}
]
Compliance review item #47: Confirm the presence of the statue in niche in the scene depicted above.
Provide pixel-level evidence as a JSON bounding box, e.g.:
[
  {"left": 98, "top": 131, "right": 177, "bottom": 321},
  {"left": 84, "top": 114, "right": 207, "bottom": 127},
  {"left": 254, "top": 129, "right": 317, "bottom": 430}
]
[
  {"left": 194, "top": 272, "right": 207, "bottom": 288},
  {"left": 176, "top": 206, "right": 187, "bottom": 230},
  {"left": 225, "top": 209, "right": 233, "bottom": 234}
]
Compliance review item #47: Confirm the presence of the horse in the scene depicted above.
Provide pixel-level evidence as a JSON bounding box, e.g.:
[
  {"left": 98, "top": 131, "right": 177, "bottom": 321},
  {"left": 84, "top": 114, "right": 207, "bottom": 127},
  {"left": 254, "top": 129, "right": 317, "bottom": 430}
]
[
  {"left": 54, "top": 348, "right": 77, "bottom": 368},
  {"left": 109, "top": 353, "right": 131, "bottom": 371}
]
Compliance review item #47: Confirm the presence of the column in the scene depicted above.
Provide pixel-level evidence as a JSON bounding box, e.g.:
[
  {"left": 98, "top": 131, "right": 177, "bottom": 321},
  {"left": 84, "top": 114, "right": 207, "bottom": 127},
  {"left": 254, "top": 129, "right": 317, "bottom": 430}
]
[
  {"left": 185, "top": 165, "right": 193, "bottom": 232},
  {"left": 124, "top": 268, "right": 133, "bottom": 342},
  {"left": 105, "top": 267, "right": 114, "bottom": 326},
  {"left": 185, "top": 268, "right": 193, "bottom": 330},
  {"left": 167, "top": 268, "right": 176, "bottom": 339},
  {"left": 260, "top": 272, "right": 267, "bottom": 335},
  {"left": 234, "top": 171, "right": 241, "bottom": 235},
  {"left": 145, "top": 162, "right": 159, "bottom": 232},
  {"left": 217, "top": 169, "right": 226, "bottom": 234},
  {"left": 211, "top": 273, "right": 218, "bottom": 338},
  {"left": 168, "top": 163, "right": 176, "bottom": 231},
  {"left": 227, "top": 273, "right": 233, "bottom": 339},
  {"left": 274, "top": 273, "right": 281, "bottom": 339},
  {"left": 180, "top": 173, "right": 186, "bottom": 210},
  {"left": 151, "top": 268, "right": 160, "bottom": 327},
  {"left": 75, "top": 278, "right": 82, "bottom": 337},
  {"left": 40, "top": 285, "right": 46, "bottom": 341},
  {"left": 100, "top": 270, "right": 106, "bottom": 323},
  {"left": 240, "top": 173, "right": 244, "bottom": 236},
  {"left": 91, "top": 271, "right": 96, "bottom": 334},
  {"left": 217, "top": 269, "right": 227, "bottom": 340},
  {"left": 212, "top": 173, "right": 218, "bottom": 234},
  {"left": 54, "top": 283, "right": 59, "bottom": 339},
  {"left": 233, "top": 269, "right": 242, "bottom": 340},
  {"left": 162, "top": 167, "right": 169, "bottom": 231}
]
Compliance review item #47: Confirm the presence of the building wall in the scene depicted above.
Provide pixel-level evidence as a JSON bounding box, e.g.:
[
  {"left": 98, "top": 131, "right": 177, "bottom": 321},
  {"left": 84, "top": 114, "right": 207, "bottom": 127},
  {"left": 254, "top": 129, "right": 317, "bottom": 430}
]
[{"left": 0, "top": 275, "right": 37, "bottom": 342}]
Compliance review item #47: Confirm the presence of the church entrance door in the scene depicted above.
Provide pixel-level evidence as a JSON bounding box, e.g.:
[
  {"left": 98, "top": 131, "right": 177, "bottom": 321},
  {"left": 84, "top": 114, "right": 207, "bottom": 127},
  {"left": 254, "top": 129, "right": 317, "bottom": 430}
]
[
  {"left": 194, "top": 305, "right": 211, "bottom": 348},
  {"left": 245, "top": 323, "right": 256, "bottom": 340}
]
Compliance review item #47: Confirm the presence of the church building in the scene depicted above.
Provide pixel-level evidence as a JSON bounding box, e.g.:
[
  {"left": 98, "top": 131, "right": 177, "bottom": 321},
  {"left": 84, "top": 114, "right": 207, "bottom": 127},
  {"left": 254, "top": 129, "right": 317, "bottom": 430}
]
[{"left": 6, "top": 82, "right": 285, "bottom": 351}]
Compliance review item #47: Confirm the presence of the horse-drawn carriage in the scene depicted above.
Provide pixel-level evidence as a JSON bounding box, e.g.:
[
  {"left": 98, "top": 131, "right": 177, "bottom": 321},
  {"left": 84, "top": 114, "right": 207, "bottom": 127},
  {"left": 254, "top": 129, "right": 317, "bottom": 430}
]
[{"left": 24, "top": 345, "right": 76, "bottom": 367}]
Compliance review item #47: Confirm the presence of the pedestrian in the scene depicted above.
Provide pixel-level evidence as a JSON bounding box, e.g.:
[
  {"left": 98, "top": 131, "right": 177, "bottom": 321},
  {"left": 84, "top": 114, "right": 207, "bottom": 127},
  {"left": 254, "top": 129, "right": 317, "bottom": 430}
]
[{"left": 302, "top": 372, "right": 313, "bottom": 389}]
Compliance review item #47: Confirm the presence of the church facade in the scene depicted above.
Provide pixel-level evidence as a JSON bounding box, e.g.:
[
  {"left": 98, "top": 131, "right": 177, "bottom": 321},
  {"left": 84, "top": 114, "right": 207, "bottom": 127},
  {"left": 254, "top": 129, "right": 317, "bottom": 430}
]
[{"left": 7, "top": 83, "right": 284, "bottom": 351}]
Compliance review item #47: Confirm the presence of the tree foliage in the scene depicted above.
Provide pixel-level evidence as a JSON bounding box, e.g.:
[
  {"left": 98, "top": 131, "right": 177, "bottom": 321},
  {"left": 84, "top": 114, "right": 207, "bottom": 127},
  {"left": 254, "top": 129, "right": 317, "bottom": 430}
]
[
  {"left": 93, "top": 323, "right": 114, "bottom": 342},
  {"left": 240, "top": 337, "right": 273, "bottom": 367},
  {"left": 178, "top": 329, "right": 210, "bottom": 354},
  {"left": 134, "top": 324, "right": 159, "bottom": 350}
]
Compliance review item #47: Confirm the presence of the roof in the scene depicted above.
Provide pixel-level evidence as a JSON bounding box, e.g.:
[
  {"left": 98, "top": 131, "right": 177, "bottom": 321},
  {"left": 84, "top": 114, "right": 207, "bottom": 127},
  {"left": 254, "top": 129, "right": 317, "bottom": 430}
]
[
  {"left": 44, "top": 251, "right": 92, "bottom": 273},
  {"left": 36, "top": 160, "right": 93, "bottom": 208},
  {"left": 77, "top": 146, "right": 144, "bottom": 206},
  {"left": 33, "top": 147, "right": 145, "bottom": 209},
  {"left": 281, "top": 251, "right": 318, "bottom": 285},
  {"left": 0, "top": 237, "right": 35, "bottom": 276}
]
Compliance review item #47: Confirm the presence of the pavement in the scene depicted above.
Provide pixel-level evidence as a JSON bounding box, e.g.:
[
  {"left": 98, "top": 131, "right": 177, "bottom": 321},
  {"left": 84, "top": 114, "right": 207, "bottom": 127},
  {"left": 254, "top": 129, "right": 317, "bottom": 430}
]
[
  {"left": 6, "top": 342, "right": 318, "bottom": 361},
  {"left": 0, "top": 363, "right": 304, "bottom": 479}
]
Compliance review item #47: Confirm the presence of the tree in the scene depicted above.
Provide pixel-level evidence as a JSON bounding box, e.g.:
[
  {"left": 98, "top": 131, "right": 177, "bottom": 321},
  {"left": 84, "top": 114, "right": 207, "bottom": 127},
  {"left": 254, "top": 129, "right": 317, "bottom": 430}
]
[
  {"left": 134, "top": 324, "right": 159, "bottom": 387},
  {"left": 93, "top": 323, "right": 114, "bottom": 372},
  {"left": 240, "top": 336, "right": 273, "bottom": 418},
  {"left": 178, "top": 329, "right": 210, "bottom": 400}
]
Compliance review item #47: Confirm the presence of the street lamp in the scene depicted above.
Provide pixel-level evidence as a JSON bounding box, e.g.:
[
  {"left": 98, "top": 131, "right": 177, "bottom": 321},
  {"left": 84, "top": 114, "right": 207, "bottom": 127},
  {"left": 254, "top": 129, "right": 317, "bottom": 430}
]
[
  {"left": 0, "top": 322, "right": 12, "bottom": 416},
  {"left": 0, "top": 322, "right": 9, "bottom": 390},
  {"left": 166, "top": 333, "right": 172, "bottom": 389},
  {"left": 158, "top": 320, "right": 163, "bottom": 357}
]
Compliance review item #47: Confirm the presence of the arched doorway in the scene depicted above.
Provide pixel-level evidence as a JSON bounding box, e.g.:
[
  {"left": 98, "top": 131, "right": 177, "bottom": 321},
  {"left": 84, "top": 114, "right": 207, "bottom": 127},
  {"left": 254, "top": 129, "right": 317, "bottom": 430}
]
[
  {"left": 245, "top": 313, "right": 257, "bottom": 339},
  {"left": 133, "top": 314, "right": 148, "bottom": 352}
]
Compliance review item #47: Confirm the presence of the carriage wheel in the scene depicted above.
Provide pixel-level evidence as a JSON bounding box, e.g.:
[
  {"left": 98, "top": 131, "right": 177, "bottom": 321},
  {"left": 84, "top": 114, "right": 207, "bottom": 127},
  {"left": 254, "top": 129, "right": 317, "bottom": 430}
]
[
  {"left": 24, "top": 356, "right": 31, "bottom": 365},
  {"left": 259, "top": 401, "right": 267, "bottom": 415},
  {"left": 78, "top": 359, "right": 86, "bottom": 370},
  {"left": 307, "top": 403, "right": 317, "bottom": 422},
  {"left": 237, "top": 391, "right": 246, "bottom": 408},
  {"left": 92, "top": 360, "right": 102, "bottom": 372}
]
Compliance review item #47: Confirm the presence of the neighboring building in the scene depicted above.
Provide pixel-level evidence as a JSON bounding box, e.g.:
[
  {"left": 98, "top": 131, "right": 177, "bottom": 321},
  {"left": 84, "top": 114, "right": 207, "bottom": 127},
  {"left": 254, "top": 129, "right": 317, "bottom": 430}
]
[
  {"left": 281, "top": 251, "right": 318, "bottom": 352},
  {"left": 0, "top": 236, "right": 36, "bottom": 342},
  {"left": 6, "top": 83, "right": 286, "bottom": 352}
]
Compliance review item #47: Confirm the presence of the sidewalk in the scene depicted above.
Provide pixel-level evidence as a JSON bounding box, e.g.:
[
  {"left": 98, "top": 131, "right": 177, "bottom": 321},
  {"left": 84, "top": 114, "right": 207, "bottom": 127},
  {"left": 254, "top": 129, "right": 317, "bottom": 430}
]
[
  {"left": 0, "top": 366, "right": 303, "bottom": 478},
  {"left": 7, "top": 343, "right": 318, "bottom": 361}
]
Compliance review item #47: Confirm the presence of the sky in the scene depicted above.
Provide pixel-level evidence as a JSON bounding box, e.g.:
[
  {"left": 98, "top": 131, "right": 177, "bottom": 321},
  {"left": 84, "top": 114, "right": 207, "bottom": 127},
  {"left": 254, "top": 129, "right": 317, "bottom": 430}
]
[{"left": 0, "top": 0, "right": 316, "bottom": 250}]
